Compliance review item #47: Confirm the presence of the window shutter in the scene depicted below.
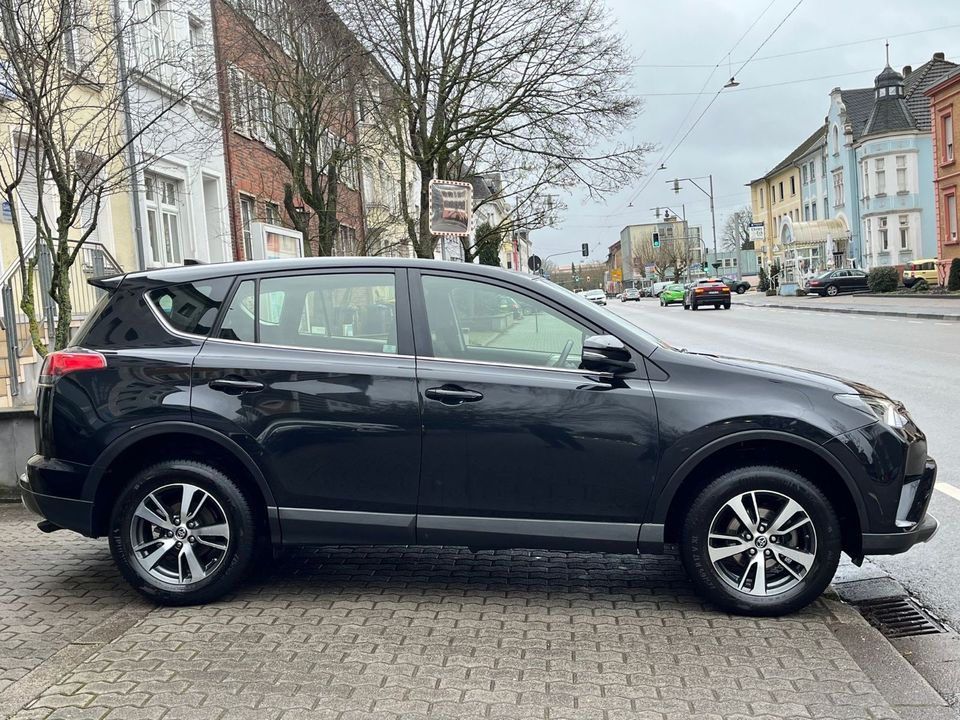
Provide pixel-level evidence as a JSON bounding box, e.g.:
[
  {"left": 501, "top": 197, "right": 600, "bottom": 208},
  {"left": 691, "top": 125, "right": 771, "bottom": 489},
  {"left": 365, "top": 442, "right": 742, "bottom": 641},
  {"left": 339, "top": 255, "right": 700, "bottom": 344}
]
[{"left": 229, "top": 65, "right": 245, "bottom": 132}]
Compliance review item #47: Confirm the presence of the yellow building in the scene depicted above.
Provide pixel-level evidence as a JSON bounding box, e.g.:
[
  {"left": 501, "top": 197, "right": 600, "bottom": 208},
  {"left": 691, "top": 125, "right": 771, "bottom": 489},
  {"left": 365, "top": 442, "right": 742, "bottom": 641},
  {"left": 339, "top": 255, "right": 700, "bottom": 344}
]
[
  {"left": 748, "top": 128, "right": 823, "bottom": 272},
  {"left": 0, "top": 0, "right": 136, "bottom": 407}
]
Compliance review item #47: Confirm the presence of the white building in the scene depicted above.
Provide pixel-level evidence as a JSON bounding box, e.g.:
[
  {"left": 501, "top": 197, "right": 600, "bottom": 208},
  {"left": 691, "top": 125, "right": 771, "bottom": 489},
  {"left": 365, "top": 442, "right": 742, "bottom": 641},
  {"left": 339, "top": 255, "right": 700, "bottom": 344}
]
[{"left": 125, "top": 0, "right": 231, "bottom": 267}]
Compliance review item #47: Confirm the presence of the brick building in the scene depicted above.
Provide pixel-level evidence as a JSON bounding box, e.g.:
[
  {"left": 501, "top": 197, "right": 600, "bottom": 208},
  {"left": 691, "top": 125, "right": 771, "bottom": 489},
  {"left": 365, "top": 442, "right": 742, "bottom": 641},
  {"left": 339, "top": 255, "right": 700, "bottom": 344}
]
[
  {"left": 210, "top": 0, "right": 365, "bottom": 261},
  {"left": 926, "top": 67, "right": 960, "bottom": 282}
]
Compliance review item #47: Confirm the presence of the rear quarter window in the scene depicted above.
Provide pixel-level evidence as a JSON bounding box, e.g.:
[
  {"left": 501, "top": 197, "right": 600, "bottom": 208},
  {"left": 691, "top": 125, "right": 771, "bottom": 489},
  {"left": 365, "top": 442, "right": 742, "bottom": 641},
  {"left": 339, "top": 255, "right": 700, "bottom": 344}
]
[{"left": 148, "top": 278, "right": 232, "bottom": 336}]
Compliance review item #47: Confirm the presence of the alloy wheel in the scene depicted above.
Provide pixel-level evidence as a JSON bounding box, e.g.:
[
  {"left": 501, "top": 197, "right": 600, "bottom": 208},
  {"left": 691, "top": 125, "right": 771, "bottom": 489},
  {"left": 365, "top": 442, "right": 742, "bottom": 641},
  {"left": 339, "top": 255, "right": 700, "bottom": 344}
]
[
  {"left": 129, "top": 483, "right": 231, "bottom": 585},
  {"left": 707, "top": 490, "right": 817, "bottom": 597}
]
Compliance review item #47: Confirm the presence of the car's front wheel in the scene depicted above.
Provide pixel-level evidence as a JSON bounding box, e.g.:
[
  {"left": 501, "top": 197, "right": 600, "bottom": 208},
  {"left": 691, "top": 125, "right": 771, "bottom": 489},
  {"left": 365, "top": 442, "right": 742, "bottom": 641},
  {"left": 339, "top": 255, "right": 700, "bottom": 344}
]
[
  {"left": 109, "top": 460, "right": 257, "bottom": 605},
  {"left": 680, "top": 465, "right": 841, "bottom": 616}
]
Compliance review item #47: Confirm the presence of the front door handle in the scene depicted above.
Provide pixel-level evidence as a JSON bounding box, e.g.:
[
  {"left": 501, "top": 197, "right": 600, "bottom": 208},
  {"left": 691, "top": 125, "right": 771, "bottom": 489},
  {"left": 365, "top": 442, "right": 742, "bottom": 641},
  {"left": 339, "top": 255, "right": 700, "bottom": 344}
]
[
  {"left": 209, "top": 378, "right": 265, "bottom": 395},
  {"left": 424, "top": 385, "right": 484, "bottom": 405}
]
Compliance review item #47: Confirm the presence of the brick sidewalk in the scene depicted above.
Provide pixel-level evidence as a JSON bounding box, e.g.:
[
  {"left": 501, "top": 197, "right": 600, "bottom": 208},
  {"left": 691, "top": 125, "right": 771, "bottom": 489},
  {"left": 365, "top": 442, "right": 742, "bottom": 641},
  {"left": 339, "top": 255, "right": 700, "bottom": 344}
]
[{"left": 0, "top": 504, "right": 904, "bottom": 720}]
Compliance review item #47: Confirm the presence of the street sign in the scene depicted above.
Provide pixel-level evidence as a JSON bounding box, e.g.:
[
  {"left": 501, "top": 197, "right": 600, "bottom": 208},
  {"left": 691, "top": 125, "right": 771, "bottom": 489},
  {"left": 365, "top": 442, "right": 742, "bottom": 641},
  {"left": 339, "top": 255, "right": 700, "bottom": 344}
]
[
  {"left": 528, "top": 254, "right": 542, "bottom": 272},
  {"left": 610, "top": 268, "right": 623, "bottom": 282},
  {"left": 428, "top": 180, "right": 472, "bottom": 236},
  {"left": 749, "top": 222, "right": 765, "bottom": 242}
]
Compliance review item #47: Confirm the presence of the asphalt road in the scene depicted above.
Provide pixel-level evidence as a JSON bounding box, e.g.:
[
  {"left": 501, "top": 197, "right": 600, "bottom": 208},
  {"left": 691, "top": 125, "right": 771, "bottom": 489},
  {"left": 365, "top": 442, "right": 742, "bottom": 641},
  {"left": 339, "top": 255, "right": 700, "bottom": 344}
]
[{"left": 610, "top": 297, "right": 960, "bottom": 629}]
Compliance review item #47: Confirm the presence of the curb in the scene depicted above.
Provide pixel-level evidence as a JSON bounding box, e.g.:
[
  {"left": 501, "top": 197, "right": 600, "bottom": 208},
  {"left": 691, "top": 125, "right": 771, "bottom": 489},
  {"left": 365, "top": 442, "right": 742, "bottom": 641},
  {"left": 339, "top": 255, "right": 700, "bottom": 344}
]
[{"left": 740, "top": 301, "right": 960, "bottom": 321}]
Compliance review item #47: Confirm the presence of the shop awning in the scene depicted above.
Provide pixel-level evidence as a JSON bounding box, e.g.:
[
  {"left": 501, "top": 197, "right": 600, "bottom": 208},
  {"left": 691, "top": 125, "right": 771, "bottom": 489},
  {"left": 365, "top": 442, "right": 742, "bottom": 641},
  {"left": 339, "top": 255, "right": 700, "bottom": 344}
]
[{"left": 786, "top": 218, "right": 849, "bottom": 247}]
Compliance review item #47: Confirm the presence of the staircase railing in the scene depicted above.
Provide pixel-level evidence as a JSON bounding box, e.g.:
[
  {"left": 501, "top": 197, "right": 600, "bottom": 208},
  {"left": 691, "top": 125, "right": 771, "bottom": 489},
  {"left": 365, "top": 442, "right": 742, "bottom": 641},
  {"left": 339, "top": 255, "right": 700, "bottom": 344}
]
[{"left": 0, "top": 240, "right": 124, "bottom": 398}]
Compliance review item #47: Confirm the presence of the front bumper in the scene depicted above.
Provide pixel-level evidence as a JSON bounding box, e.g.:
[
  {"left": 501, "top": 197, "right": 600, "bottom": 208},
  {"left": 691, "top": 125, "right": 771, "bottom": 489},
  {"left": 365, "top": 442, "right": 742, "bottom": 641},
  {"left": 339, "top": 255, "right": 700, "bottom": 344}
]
[
  {"left": 861, "top": 458, "right": 939, "bottom": 555},
  {"left": 863, "top": 513, "right": 939, "bottom": 554},
  {"left": 20, "top": 455, "right": 94, "bottom": 536}
]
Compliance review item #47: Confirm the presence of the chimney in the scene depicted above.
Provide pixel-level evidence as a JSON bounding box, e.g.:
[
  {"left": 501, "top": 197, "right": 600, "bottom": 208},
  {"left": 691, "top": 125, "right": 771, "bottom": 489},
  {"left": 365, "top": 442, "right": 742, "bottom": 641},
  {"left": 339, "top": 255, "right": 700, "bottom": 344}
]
[
  {"left": 933, "top": 52, "right": 945, "bottom": 61},
  {"left": 902, "top": 65, "right": 912, "bottom": 76}
]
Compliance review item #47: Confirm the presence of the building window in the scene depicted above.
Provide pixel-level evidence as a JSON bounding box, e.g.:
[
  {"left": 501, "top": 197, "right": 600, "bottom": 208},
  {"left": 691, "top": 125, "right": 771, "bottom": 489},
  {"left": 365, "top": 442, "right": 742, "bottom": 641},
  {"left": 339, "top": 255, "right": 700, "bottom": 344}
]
[
  {"left": 879, "top": 216, "right": 888, "bottom": 251},
  {"left": 896, "top": 155, "right": 907, "bottom": 192},
  {"left": 946, "top": 192, "right": 958, "bottom": 243},
  {"left": 63, "top": 0, "right": 93, "bottom": 70},
  {"left": 944, "top": 114, "right": 954, "bottom": 163},
  {"left": 832, "top": 170, "right": 844, "bottom": 206},
  {"left": 862, "top": 160, "right": 869, "bottom": 197},
  {"left": 144, "top": 173, "right": 183, "bottom": 266},
  {"left": 146, "top": 0, "right": 165, "bottom": 63},
  {"left": 899, "top": 215, "right": 909, "bottom": 250},
  {"left": 801, "top": 165, "right": 808, "bottom": 184},
  {"left": 821, "top": 154, "right": 827, "bottom": 177},
  {"left": 265, "top": 202, "right": 281, "bottom": 225},
  {"left": 759, "top": 187, "right": 764, "bottom": 209},
  {"left": 804, "top": 204, "right": 810, "bottom": 221},
  {"left": 337, "top": 225, "right": 357, "bottom": 255},
  {"left": 778, "top": 181, "right": 784, "bottom": 202},
  {"left": 875, "top": 158, "right": 886, "bottom": 195},
  {"left": 832, "top": 125, "right": 840, "bottom": 155},
  {"left": 823, "top": 197, "right": 829, "bottom": 219},
  {"left": 239, "top": 195, "right": 255, "bottom": 260},
  {"left": 866, "top": 218, "right": 872, "bottom": 250},
  {"left": 790, "top": 176, "right": 796, "bottom": 196}
]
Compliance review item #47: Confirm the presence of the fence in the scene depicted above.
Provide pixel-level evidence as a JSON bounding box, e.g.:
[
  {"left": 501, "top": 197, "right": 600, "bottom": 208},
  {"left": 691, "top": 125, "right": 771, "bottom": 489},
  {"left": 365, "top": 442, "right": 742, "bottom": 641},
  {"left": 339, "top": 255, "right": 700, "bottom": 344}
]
[{"left": 0, "top": 240, "right": 123, "bottom": 400}]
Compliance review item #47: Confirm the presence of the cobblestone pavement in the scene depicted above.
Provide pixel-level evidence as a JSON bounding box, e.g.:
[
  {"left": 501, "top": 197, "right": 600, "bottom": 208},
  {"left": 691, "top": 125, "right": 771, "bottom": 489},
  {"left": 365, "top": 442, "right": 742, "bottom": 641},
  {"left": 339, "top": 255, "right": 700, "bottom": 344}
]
[{"left": 0, "top": 504, "right": 903, "bottom": 720}]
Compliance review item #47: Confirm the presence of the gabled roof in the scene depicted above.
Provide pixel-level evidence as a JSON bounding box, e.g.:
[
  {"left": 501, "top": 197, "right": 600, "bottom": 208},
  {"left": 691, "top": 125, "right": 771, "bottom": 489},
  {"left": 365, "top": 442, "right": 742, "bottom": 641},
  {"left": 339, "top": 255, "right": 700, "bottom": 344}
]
[
  {"left": 924, "top": 65, "right": 960, "bottom": 96},
  {"left": 839, "top": 88, "right": 875, "bottom": 141},
  {"left": 904, "top": 56, "right": 959, "bottom": 130}
]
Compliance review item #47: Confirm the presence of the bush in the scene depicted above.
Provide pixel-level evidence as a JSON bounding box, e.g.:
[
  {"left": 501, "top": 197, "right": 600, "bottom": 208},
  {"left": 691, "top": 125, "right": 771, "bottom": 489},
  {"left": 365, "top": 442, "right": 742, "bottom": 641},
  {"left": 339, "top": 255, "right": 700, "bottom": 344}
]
[
  {"left": 912, "top": 278, "right": 929, "bottom": 292},
  {"left": 765, "top": 288, "right": 778, "bottom": 296},
  {"left": 794, "top": 288, "right": 807, "bottom": 296},
  {"left": 949, "top": 258, "right": 960, "bottom": 292},
  {"left": 867, "top": 266, "right": 899, "bottom": 293},
  {"left": 757, "top": 266, "right": 770, "bottom": 292}
]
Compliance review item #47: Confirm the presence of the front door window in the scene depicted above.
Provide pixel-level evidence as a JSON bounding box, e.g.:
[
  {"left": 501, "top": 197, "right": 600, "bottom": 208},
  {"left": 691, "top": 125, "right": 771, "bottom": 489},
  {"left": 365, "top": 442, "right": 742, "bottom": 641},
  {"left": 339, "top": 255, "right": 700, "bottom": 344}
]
[{"left": 420, "top": 274, "right": 588, "bottom": 369}]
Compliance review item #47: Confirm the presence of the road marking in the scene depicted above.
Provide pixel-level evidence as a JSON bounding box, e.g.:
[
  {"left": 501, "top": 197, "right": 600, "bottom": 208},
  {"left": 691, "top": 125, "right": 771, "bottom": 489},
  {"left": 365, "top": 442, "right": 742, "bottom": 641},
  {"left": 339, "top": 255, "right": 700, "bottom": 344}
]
[
  {"left": 936, "top": 322, "right": 955, "bottom": 327},
  {"left": 936, "top": 483, "right": 960, "bottom": 502},
  {"left": 907, "top": 320, "right": 923, "bottom": 324}
]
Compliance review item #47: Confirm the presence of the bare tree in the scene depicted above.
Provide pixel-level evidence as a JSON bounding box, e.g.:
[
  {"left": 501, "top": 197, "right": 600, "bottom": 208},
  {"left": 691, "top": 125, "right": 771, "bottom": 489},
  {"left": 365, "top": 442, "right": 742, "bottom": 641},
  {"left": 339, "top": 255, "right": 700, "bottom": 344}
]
[
  {"left": 722, "top": 206, "right": 754, "bottom": 252},
  {"left": 0, "top": 0, "right": 218, "bottom": 352},
  {"left": 336, "top": 0, "right": 652, "bottom": 258},
  {"left": 633, "top": 231, "right": 694, "bottom": 282}
]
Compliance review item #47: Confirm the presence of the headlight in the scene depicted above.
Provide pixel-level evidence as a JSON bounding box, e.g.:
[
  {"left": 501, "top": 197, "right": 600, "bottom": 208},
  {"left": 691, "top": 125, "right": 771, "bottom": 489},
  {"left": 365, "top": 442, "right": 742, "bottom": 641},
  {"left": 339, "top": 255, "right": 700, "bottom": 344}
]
[{"left": 835, "top": 394, "right": 909, "bottom": 429}]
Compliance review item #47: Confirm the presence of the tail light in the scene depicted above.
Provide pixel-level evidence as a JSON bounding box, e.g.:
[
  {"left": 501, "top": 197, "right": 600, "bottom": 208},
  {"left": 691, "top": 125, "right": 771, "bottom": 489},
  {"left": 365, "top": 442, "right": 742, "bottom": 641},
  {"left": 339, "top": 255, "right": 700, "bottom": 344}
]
[
  {"left": 722, "top": 287, "right": 730, "bottom": 292},
  {"left": 39, "top": 348, "right": 107, "bottom": 383},
  {"left": 808, "top": 280, "right": 821, "bottom": 286},
  {"left": 695, "top": 287, "right": 705, "bottom": 294}
]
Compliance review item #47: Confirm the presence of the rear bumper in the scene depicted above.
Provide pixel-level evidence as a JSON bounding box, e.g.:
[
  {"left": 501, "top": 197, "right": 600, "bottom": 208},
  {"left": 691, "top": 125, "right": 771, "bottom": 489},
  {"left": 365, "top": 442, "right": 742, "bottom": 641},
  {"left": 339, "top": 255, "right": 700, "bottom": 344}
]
[
  {"left": 20, "top": 455, "right": 94, "bottom": 536},
  {"left": 862, "top": 513, "right": 939, "bottom": 554}
]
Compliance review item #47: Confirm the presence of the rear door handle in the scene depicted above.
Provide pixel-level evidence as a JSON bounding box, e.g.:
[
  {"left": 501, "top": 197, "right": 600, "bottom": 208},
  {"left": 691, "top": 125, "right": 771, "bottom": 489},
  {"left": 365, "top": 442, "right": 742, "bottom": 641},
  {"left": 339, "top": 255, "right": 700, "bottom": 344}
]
[
  {"left": 208, "top": 378, "right": 265, "bottom": 395},
  {"left": 424, "top": 385, "right": 484, "bottom": 405}
]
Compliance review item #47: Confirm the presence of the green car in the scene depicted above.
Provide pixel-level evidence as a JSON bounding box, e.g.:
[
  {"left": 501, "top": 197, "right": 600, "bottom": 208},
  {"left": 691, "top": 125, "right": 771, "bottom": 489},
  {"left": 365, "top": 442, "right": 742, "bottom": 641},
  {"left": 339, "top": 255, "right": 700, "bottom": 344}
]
[{"left": 659, "top": 283, "right": 685, "bottom": 306}]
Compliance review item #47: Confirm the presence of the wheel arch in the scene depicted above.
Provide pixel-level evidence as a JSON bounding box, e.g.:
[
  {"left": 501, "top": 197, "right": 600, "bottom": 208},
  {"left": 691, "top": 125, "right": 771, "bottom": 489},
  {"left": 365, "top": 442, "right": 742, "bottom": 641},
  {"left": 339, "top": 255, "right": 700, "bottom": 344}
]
[
  {"left": 85, "top": 422, "right": 279, "bottom": 541},
  {"left": 656, "top": 431, "right": 866, "bottom": 556}
]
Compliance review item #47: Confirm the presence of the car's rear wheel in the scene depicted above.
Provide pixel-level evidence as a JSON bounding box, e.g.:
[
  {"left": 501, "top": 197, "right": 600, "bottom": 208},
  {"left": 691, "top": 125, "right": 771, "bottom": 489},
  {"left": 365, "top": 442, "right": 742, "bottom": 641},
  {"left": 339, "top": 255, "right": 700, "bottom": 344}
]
[
  {"left": 679, "top": 465, "right": 841, "bottom": 616},
  {"left": 691, "top": 302, "right": 698, "bottom": 310},
  {"left": 736, "top": 286, "right": 746, "bottom": 294},
  {"left": 109, "top": 460, "right": 256, "bottom": 605},
  {"left": 826, "top": 284, "right": 839, "bottom": 297},
  {"left": 723, "top": 302, "right": 731, "bottom": 310}
]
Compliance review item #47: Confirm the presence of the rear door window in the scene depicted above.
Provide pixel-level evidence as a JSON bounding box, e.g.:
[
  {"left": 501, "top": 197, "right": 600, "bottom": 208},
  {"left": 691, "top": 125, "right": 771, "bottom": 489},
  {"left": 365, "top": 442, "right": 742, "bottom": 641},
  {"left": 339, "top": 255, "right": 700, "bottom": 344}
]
[{"left": 217, "top": 273, "right": 399, "bottom": 354}]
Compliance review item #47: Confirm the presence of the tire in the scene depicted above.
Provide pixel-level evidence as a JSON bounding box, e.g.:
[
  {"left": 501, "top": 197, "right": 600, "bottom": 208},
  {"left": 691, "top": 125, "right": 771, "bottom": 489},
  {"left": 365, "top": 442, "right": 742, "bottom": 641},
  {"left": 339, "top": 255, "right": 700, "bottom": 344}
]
[
  {"left": 679, "top": 465, "right": 841, "bottom": 616},
  {"left": 826, "top": 284, "right": 839, "bottom": 297},
  {"left": 736, "top": 286, "right": 746, "bottom": 294},
  {"left": 109, "top": 460, "right": 257, "bottom": 606}
]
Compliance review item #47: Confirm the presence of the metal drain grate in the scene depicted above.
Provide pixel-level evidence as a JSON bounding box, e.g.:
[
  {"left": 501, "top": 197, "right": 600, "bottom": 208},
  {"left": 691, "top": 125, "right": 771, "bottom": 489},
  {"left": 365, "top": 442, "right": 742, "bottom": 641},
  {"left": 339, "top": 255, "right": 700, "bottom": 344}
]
[{"left": 856, "top": 597, "right": 946, "bottom": 639}]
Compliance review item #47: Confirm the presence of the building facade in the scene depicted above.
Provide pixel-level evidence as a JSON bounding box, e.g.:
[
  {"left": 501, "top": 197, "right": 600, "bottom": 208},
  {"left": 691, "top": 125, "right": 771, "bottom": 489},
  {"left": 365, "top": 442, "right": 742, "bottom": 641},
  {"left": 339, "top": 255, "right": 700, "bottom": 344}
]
[
  {"left": 925, "top": 67, "right": 960, "bottom": 281},
  {"left": 748, "top": 134, "right": 807, "bottom": 273},
  {"left": 211, "top": 0, "right": 365, "bottom": 261}
]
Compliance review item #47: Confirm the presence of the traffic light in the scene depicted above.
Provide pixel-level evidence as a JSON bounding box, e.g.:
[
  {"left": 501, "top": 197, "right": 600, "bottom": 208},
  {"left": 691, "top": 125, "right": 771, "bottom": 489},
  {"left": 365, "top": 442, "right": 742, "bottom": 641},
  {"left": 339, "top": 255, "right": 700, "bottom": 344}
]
[
  {"left": 652, "top": 232, "right": 660, "bottom": 248},
  {"left": 581, "top": 242, "right": 589, "bottom": 257}
]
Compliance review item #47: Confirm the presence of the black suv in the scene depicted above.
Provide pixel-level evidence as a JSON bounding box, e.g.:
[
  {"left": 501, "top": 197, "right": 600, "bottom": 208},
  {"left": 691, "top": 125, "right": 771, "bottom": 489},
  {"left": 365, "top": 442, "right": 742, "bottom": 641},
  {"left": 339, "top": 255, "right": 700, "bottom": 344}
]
[{"left": 21, "top": 259, "right": 938, "bottom": 615}]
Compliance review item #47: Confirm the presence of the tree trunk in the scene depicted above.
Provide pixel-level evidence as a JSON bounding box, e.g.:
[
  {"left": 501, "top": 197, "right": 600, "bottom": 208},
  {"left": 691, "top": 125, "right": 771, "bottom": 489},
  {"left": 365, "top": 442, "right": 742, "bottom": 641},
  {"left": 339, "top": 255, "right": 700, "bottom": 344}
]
[{"left": 415, "top": 162, "right": 434, "bottom": 258}]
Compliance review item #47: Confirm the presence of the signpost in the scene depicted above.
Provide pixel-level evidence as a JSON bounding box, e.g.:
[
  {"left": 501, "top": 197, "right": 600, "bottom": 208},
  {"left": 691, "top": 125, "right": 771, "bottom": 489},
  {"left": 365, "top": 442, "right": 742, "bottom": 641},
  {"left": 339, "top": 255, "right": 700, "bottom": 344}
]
[
  {"left": 528, "top": 254, "right": 542, "bottom": 272},
  {"left": 428, "top": 180, "right": 473, "bottom": 236},
  {"left": 610, "top": 268, "right": 623, "bottom": 282}
]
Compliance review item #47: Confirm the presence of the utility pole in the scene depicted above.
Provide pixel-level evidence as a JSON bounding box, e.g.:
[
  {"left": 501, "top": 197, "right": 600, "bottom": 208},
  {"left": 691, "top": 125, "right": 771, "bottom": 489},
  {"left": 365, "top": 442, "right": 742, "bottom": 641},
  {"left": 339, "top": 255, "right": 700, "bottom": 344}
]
[{"left": 671, "top": 175, "right": 721, "bottom": 276}]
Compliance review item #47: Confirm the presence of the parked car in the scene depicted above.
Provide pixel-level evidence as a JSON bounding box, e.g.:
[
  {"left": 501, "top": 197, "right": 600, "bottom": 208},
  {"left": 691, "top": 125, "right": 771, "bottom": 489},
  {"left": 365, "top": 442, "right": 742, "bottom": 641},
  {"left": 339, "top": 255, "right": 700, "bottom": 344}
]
[
  {"left": 659, "top": 284, "right": 685, "bottom": 306},
  {"left": 22, "top": 259, "right": 938, "bottom": 615},
  {"left": 684, "top": 278, "right": 731, "bottom": 310},
  {"left": 720, "top": 276, "right": 751, "bottom": 294},
  {"left": 650, "top": 281, "right": 672, "bottom": 297},
  {"left": 621, "top": 288, "right": 641, "bottom": 302},
  {"left": 902, "top": 259, "right": 939, "bottom": 288},
  {"left": 804, "top": 269, "right": 869, "bottom": 296},
  {"left": 582, "top": 289, "right": 607, "bottom": 305}
]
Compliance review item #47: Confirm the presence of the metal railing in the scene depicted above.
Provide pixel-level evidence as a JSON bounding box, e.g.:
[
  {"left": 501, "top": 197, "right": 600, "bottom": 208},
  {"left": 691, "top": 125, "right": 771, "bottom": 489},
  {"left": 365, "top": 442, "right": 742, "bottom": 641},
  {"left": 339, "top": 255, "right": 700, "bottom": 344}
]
[{"left": 0, "top": 240, "right": 123, "bottom": 398}]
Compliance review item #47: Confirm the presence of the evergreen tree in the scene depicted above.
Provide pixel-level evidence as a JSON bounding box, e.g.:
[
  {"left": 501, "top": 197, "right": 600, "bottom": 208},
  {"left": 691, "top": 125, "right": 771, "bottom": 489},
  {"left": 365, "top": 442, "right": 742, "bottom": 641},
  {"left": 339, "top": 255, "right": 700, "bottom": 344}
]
[
  {"left": 949, "top": 258, "right": 960, "bottom": 291},
  {"left": 757, "top": 265, "right": 770, "bottom": 292}
]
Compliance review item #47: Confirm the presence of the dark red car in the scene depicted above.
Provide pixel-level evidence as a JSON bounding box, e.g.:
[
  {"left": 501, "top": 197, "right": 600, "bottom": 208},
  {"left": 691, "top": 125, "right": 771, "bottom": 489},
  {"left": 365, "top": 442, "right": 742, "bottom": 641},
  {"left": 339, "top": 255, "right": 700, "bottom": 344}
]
[{"left": 684, "top": 278, "right": 731, "bottom": 310}]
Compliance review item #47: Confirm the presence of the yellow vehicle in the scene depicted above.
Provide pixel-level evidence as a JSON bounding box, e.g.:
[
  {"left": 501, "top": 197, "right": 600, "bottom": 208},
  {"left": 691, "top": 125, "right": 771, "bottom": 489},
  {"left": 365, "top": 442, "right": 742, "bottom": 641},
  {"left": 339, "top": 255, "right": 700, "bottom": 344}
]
[{"left": 902, "top": 259, "right": 939, "bottom": 288}]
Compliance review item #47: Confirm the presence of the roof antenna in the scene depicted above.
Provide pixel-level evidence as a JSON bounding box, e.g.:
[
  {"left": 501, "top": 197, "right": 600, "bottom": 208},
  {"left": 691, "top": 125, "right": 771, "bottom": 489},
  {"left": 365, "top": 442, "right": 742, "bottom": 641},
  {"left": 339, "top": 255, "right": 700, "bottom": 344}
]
[{"left": 885, "top": 40, "right": 890, "bottom": 67}]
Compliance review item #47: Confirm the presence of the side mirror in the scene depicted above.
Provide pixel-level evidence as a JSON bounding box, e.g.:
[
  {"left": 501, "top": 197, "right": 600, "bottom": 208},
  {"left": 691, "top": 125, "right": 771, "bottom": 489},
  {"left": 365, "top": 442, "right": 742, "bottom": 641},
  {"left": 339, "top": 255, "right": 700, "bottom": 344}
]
[{"left": 580, "top": 335, "right": 636, "bottom": 375}]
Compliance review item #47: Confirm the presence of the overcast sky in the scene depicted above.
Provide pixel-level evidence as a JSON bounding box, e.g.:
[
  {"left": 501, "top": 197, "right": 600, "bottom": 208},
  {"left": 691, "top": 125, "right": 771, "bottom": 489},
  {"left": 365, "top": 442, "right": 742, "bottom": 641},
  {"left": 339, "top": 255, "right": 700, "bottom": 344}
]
[{"left": 530, "top": 0, "right": 959, "bottom": 264}]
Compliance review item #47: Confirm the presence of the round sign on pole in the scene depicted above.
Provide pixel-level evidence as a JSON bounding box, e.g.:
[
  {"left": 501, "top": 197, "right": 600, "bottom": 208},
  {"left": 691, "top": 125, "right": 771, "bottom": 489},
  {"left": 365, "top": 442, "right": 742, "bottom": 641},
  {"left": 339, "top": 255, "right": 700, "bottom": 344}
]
[{"left": 528, "top": 254, "right": 542, "bottom": 272}]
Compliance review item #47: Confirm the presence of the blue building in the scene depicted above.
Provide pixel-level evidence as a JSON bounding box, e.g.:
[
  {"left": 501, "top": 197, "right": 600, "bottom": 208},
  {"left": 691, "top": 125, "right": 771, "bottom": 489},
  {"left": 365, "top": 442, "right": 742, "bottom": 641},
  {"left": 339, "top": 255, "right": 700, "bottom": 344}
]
[{"left": 825, "top": 53, "right": 957, "bottom": 269}]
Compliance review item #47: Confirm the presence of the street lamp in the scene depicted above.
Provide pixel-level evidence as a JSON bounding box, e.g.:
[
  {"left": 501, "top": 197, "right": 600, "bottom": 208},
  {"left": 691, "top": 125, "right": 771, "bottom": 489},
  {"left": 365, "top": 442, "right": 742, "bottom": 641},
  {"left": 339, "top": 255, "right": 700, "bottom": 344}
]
[{"left": 669, "top": 174, "right": 740, "bottom": 280}]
